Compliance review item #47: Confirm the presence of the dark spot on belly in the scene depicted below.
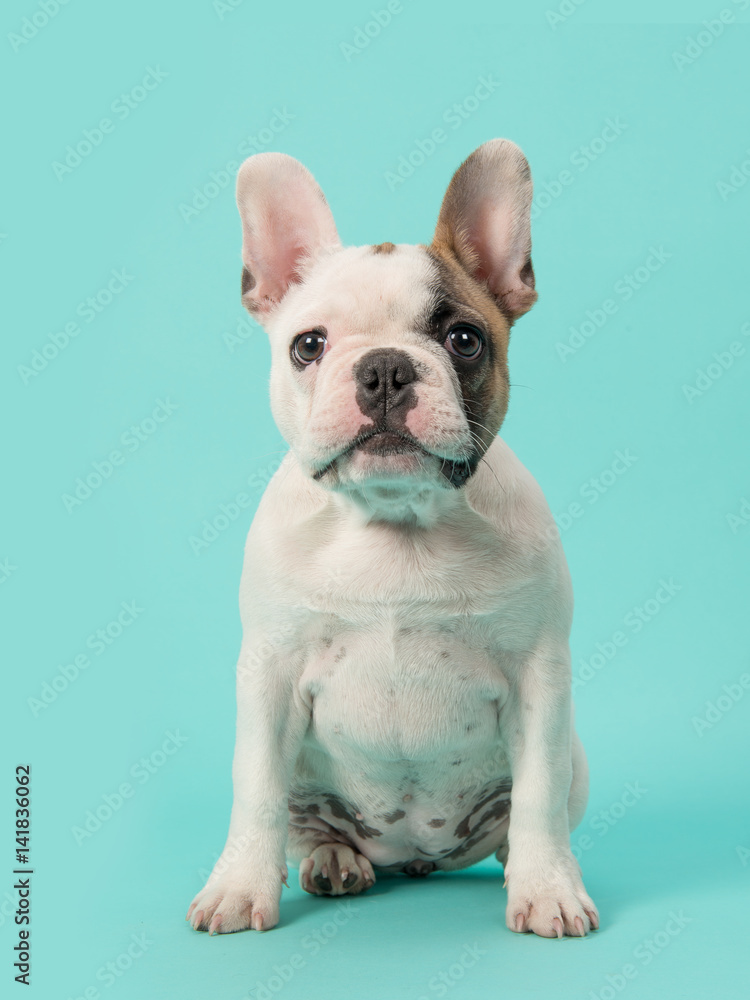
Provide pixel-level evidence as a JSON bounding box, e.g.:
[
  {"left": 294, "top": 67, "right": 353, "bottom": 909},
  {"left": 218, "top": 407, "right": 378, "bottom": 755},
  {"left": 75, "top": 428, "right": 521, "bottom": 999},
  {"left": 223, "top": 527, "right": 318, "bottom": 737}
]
[
  {"left": 441, "top": 650, "right": 449, "bottom": 658},
  {"left": 452, "top": 760, "right": 462, "bottom": 766},
  {"left": 384, "top": 809, "right": 406, "bottom": 824},
  {"left": 428, "top": 818, "right": 446, "bottom": 828},
  {"left": 322, "top": 636, "right": 333, "bottom": 648},
  {"left": 453, "top": 781, "right": 512, "bottom": 839},
  {"left": 441, "top": 827, "right": 492, "bottom": 860},
  {"left": 325, "top": 796, "right": 382, "bottom": 839},
  {"left": 454, "top": 814, "right": 472, "bottom": 838},
  {"left": 289, "top": 799, "right": 321, "bottom": 817},
  {"left": 471, "top": 797, "right": 511, "bottom": 835},
  {"left": 334, "top": 647, "right": 347, "bottom": 662},
  {"left": 443, "top": 792, "right": 513, "bottom": 860}
]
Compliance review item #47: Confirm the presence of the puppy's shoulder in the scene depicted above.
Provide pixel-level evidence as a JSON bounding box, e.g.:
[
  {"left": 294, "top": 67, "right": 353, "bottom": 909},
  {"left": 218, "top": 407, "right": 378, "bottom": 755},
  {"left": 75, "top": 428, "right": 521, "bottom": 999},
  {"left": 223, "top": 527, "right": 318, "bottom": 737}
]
[
  {"left": 243, "top": 451, "right": 330, "bottom": 556},
  {"left": 466, "top": 437, "right": 561, "bottom": 553}
]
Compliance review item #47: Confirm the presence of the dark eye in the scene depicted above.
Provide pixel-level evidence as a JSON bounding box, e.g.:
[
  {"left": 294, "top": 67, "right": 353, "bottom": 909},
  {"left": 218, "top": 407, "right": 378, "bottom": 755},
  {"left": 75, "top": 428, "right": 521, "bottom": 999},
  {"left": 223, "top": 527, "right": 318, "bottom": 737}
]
[
  {"left": 444, "top": 325, "right": 485, "bottom": 361},
  {"left": 292, "top": 331, "right": 327, "bottom": 365}
]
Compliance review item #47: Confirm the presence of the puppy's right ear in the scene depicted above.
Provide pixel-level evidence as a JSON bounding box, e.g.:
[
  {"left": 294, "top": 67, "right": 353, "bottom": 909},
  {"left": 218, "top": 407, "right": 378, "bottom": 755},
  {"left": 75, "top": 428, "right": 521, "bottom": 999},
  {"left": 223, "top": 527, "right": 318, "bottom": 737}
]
[{"left": 236, "top": 153, "right": 340, "bottom": 318}]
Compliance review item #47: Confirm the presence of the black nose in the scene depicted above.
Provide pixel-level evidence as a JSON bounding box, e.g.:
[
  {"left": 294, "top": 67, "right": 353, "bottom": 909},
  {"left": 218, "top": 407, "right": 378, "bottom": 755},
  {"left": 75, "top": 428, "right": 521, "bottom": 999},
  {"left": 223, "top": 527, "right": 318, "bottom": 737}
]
[{"left": 353, "top": 349, "right": 418, "bottom": 423}]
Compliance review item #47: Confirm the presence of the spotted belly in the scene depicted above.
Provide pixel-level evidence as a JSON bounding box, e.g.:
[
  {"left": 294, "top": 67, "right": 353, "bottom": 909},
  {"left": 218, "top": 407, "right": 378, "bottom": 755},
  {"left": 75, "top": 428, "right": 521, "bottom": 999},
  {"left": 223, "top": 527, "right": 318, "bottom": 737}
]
[
  {"left": 288, "top": 775, "right": 512, "bottom": 872},
  {"left": 291, "top": 621, "right": 513, "bottom": 870}
]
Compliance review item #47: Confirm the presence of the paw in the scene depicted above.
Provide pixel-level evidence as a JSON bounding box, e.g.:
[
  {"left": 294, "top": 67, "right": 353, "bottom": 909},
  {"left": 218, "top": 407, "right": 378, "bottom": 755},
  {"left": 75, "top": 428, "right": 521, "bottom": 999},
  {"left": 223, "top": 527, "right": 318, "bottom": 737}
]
[
  {"left": 187, "top": 866, "right": 284, "bottom": 935},
  {"left": 299, "top": 843, "right": 375, "bottom": 896},
  {"left": 505, "top": 866, "right": 599, "bottom": 938}
]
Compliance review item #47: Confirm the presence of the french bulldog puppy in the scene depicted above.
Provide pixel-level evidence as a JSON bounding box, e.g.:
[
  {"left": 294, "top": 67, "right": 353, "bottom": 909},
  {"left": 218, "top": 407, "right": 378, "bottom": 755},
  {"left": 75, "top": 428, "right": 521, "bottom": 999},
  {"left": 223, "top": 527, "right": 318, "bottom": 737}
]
[{"left": 187, "top": 139, "right": 599, "bottom": 939}]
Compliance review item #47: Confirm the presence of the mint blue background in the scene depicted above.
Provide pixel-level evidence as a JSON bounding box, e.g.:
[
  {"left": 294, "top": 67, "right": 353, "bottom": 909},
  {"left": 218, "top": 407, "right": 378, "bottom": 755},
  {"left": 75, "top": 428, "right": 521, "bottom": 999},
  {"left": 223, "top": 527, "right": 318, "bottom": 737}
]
[{"left": 2, "top": 2, "right": 749, "bottom": 998}]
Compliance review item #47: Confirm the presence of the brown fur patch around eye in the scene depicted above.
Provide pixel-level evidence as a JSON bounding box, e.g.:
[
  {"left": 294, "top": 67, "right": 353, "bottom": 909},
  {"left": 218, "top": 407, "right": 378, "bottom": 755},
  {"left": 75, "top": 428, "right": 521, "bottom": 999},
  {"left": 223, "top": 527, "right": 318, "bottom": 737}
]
[
  {"left": 423, "top": 243, "right": 511, "bottom": 454},
  {"left": 372, "top": 242, "right": 396, "bottom": 254}
]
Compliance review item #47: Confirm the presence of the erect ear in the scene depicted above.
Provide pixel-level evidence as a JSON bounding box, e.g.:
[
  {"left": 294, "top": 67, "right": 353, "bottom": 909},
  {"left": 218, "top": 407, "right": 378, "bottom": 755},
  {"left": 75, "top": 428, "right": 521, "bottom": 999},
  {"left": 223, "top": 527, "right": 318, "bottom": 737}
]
[
  {"left": 236, "top": 153, "right": 340, "bottom": 318},
  {"left": 432, "top": 139, "right": 537, "bottom": 321}
]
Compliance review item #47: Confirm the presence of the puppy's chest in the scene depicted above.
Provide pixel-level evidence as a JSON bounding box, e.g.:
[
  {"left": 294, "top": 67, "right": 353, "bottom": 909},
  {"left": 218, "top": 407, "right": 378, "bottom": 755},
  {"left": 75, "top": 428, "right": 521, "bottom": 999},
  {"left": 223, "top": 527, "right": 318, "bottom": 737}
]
[{"left": 297, "top": 620, "right": 509, "bottom": 762}]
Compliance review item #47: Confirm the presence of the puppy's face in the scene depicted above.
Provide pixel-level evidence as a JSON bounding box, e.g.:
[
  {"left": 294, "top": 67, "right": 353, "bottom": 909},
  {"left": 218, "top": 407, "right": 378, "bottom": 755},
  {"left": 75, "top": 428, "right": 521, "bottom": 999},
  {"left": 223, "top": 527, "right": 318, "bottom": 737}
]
[{"left": 236, "top": 141, "right": 537, "bottom": 499}]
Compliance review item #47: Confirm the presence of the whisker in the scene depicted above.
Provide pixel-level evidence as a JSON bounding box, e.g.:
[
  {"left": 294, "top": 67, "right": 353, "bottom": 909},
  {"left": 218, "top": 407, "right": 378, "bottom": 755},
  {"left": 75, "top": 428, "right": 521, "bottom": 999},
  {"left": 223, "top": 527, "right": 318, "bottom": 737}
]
[
  {"left": 247, "top": 446, "right": 289, "bottom": 462},
  {"left": 460, "top": 414, "right": 506, "bottom": 495},
  {"left": 478, "top": 454, "right": 505, "bottom": 493}
]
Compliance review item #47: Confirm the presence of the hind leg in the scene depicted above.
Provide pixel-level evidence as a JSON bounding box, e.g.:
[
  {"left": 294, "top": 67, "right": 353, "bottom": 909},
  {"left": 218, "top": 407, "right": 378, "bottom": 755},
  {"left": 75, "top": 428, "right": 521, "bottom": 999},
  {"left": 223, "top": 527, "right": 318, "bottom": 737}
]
[
  {"left": 288, "top": 822, "right": 375, "bottom": 897},
  {"left": 568, "top": 730, "right": 589, "bottom": 832}
]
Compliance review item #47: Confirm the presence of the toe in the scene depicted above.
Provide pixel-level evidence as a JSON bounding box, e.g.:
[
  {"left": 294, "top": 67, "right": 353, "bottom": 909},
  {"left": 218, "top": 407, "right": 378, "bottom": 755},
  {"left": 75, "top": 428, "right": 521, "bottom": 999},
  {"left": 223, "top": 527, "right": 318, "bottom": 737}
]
[{"left": 314, "top": 873, "right": 332, "bottom": 893}]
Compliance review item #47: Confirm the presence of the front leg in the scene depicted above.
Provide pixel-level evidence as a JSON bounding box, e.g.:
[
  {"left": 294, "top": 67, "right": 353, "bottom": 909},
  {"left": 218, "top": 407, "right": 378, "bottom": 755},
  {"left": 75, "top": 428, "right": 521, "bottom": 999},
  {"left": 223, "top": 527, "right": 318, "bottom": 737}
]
[
  {"left": 503, "top": 644, "right": 599, "bottom": 938},
  {"left": 188, "top": 634, "right": 309, "bottom": 934}
]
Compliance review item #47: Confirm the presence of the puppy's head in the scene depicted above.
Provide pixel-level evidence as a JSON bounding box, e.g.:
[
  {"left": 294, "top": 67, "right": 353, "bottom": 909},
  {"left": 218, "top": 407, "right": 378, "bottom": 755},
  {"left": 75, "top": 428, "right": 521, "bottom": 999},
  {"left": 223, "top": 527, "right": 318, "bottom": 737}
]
[{"left": 236, "top": 140, "right": 537, "bottom": 504}]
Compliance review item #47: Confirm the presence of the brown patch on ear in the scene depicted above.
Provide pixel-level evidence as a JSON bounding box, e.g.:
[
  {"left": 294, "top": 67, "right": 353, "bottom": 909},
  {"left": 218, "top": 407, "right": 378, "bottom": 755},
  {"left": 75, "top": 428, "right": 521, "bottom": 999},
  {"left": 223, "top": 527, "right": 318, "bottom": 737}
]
[
  {"left": 425, "top": 242, "right": 511, "bottom": 451},
  {"left": 432, "top": 223, "right": 532, "bottom": 327},
  {"left": 372, "top": 242, "right": 396, "bottom": 254},
  {"left": 432, "top": 140, "right": 538, "bottom": 321},
  {"left": 240, "top": 266, "right": 265, "bottom": 317},
  {"left": 241, "top": 266, "right": 255, "bottom": 296}
]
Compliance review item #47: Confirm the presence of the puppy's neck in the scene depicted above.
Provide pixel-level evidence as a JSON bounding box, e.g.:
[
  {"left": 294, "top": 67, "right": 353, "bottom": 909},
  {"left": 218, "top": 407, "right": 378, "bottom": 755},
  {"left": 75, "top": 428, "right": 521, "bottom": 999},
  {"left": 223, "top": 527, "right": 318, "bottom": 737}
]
[{"left": 333, "top": 478, "right": 470, "bottom": 529}]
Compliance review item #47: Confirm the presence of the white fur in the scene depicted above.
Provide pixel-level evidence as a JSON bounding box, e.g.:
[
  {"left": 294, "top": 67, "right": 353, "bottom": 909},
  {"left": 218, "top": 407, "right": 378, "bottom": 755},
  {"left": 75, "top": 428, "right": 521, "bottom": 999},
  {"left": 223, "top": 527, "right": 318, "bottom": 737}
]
[{"left": 266, "top": 245, "right": 473, "bottom": 485}]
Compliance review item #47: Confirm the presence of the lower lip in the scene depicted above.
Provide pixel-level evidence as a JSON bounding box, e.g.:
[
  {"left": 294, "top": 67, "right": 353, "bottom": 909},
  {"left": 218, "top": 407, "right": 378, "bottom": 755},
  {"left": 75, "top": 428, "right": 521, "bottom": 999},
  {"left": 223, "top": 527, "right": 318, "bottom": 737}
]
[{"left": 355, "top": 433, "right": 419, "bottom": 456}]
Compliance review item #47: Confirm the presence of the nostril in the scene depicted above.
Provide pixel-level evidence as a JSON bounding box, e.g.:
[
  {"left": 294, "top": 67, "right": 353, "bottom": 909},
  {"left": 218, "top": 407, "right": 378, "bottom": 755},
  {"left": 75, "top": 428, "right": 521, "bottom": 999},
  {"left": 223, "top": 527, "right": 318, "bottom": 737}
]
[
  {"left": 393, "top": 364, "right": 414, "bottom": 388},
  {"left": 353, "top": 349, "right": 418, "bottom": 419}
]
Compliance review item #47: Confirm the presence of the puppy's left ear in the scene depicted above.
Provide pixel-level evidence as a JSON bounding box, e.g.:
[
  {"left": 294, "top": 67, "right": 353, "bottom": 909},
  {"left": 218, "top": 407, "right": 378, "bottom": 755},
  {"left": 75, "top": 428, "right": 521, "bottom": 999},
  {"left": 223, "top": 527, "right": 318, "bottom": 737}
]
[
  {"left": 236, "top": 153, "right": 340, "bottom": 318},
  {"left": 432, "top": 139, "right": 537, "bottom": 321}
]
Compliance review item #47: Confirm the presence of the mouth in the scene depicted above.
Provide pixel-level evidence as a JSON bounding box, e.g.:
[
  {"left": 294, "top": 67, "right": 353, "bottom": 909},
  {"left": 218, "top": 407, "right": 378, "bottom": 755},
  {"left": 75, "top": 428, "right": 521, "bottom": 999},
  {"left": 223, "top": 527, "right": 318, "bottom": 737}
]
[
  {"left": 312, "top": 428, "right": 478, "bottom": 488},
  {"left": 355, "top": 430, "right": 422, "bottom": 456}
]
